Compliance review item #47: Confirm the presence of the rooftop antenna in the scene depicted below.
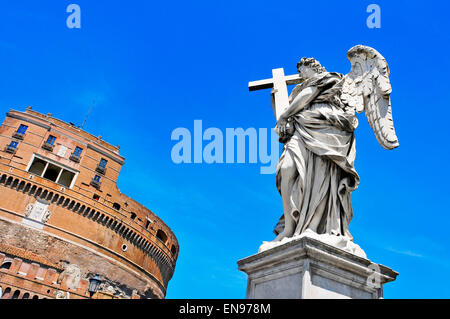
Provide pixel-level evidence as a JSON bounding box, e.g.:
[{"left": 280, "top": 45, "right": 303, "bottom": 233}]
[{"left": 81, "top": 98, "right": 96, "bottom": 129}]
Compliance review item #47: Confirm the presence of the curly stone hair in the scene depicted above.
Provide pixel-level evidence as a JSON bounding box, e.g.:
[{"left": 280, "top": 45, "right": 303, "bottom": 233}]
[{"left": 297, "top": 57, "right": 327, "bottom": 74}]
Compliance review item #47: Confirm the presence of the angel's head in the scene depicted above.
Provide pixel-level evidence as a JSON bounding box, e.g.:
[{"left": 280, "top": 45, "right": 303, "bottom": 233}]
[{"left": 297, "top": 57, "right": 326, "bottom": 79}]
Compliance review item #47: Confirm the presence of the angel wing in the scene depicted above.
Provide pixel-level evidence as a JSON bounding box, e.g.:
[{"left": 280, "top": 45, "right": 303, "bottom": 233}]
[{"left": 341, "top": 45, "right": 399, "bottom": 150}]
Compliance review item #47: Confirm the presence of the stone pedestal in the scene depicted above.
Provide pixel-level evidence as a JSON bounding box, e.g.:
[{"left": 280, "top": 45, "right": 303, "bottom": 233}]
[{"left": 237, "top": 236, "right": 398, "bottom": 299}]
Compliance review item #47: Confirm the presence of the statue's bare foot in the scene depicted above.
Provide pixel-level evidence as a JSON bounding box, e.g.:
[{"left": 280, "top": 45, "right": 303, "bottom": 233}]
[
  {"left": 273, "top": 232, "right": 286, "bottom": 242},
  {"left": 273, "top": 227, "right": 294, "bottom": 241},
  {"left": 273, "top": 220, "right": 295, "bottom": 242}
]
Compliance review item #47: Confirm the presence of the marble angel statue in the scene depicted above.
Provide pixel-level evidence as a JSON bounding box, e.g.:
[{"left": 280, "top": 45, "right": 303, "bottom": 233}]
[{"left": 266, "top": 45, "right": 399, "bottom": 255}]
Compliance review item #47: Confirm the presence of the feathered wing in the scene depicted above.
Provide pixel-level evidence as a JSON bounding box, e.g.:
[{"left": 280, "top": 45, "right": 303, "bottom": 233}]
[{"left": 341, "top": 45, "right": 399, "bottom": 150}]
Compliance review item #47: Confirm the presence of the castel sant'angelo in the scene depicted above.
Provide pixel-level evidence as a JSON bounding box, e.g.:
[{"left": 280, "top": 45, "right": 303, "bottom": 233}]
[{"left": 0, "top": 107, "right": 179, "bottom": 299}]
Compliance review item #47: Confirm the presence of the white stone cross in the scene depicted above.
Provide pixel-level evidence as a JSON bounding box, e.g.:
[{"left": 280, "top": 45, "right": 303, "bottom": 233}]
[{"left": 248, "top": 68, "right": 302, "bottom": 120}]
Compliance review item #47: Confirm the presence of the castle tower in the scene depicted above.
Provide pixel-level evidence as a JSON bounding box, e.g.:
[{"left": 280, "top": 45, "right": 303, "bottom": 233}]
[{"left": 0, "top": 108, "right": 178, "bottom": 299}]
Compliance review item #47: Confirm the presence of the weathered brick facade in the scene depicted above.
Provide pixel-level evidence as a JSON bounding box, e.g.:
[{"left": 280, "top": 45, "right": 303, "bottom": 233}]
[{"left": 0, "top": 108, "right": 178, "bottom": 299}]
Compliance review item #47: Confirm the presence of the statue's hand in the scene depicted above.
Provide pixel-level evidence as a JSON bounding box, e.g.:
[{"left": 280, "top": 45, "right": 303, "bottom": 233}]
[
  {"left": 275, "top": 117, "right": 288, "bottom": 137},
  {"left": 276, "top": 117, "right": 295, "bottom": 143}
]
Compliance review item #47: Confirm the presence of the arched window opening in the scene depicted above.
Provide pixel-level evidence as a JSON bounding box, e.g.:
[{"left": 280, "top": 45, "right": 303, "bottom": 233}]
[
  {"left": 11, "top": 179, "right": 19, "bottom": 189},
  {"left": 156, "top": 229, "right": 168, "bottom": 244},
  {"left": 2, "top": 287, "right": 11, "bottom": 299},
  {"left": 68, "top": 201, "right": 75, "bottom": 210},
  {"left": 0, "top": 261, "right": 12, "bottom": 270},
  {"left": 63, "top": 198, "right": 70, "bottom": 207},
  {"left": 18, "top": 181, "right": 25, "bottom": 191},
  {"left": 29, "top": 185, "right": 37, "bottom": 195},
  {"left": 5, "top": 177, "right": 13, "bottom": 186},
  {"left": 12, "top": 290, "right": 20, "bottom": 299}
]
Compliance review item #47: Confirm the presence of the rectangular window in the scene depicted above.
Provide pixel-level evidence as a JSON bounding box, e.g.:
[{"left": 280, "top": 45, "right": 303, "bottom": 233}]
[
  {"left": 74, "top": 147, "right": 83, "bottom": 157},
  {"left": 28, "top": 158, "right": 47, "bottom": 176},
  {"left": 46, "top": 135, "right": 56, "bottom": 146},
  {"left": 9, "top": 141, "right": 18, "bottom": 149},
  {"left": 43, "top": 163, "right": 62, "bottom": 182},
  {"left": 6, "top": 141, "right": 19, "bottom": 153},
  {"left": 17, "top": 125, "right": 28, "bottom": 135},
  {"left": 93, "top": 175, "right": 101, "bottom": 183},
  {"left": 99, "top": 159, "right": 108, "bottom": 169},
  {"left": 58, "top": 170, "right": 75, "bottom": 187},
  {"left": 27, "top": 156, "right": 77, "bottom": 188}
]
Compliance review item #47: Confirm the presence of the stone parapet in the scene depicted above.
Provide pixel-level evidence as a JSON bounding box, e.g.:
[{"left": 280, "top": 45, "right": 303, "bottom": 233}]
[{"left": 238, "top": 236, "right": 398, "bottom": 299}]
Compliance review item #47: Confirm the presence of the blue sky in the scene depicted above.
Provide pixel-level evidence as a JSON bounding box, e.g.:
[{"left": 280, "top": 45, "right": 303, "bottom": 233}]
[{"left": 0, "top": 0, "right": 449, "bottom": 298}]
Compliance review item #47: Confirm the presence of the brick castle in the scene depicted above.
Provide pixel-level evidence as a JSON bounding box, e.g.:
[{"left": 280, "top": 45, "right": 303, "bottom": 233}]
[{"left": 0, "top": 107, "right": 178, "bottom": 299}]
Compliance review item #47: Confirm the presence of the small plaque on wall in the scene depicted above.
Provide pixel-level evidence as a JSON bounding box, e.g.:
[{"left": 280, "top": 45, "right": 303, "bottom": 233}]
[
  {"left": 23, "top": 198, "right": 51, "bottom": 230},
  {"left": 57, "top": 145, "right": 68, "bottom": 157}
]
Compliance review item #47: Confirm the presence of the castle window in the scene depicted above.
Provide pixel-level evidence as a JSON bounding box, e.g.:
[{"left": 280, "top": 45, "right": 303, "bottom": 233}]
[
  {"left": 171, "top": 245, "right": 177, "bottom": 255},
  {"left": 113, "top": 203, "right": 121, "bottom": 211},
  {"left": 74, "top": 147, "right": 83, "bottom": 157},
  {"left": 11, "top": 290, "right": 20, "bottom": 299},
  {"left": 18, "top": 124, "right": 28, "bottom": 134},
  {"left": 96, "top": 158, "right": 108, "bottom": 174},
  {"left": 156, "top": 229, "right": 168, "bottom": 244},
  {"left": 130, "top": 212, "right": 136, "bottom": 220},
  {"left": 99, "top": 158, "right": 107, "bottom": 168},
  {"left": 58, "top": 170, "right": 75, "bottom": 187},
  {"left": 22, "top": 293, "right": 30, "bottom": 299},
  {"left": 70, "top": 147, "right": 83, "bottom": 162},
  {"left": 93, "top": 194, "right": 100, "bottom": 201},
  {"left": 42, "top": 135, "right": 56, "bottom": 151},
  {"left": 145, "top": 219, "right": 151, "bottom": 230},
  {"left": 29, "top": 158, "right": 46, "bottom": 176},
  {"left": 91, "top": 175, "right": 102, "bottom": 188},
  {"left": 1, "top": 261, "right": 12, "bottom": 270},
  {"left": 46, "top": 135, "right": 56, "bottom": 145},
  {"left": 43, "top": 163, "right": 62, "bottom": 182},
  {"left": 13, "top": 124, "right": 28, "bottom": 139},
  {"left": 5, "top": 141, "right": 18, "bottom": 153},
  {"left": 2, "top": 288, "right": 11, "bottom": 299},
  {"left": 27, "top": 155, "right": 77, "bottom": 188}
]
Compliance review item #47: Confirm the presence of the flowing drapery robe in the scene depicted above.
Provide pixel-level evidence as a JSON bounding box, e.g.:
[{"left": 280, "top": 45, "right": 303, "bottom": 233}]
[{"left": 275, "top": 72, "right": 360, "bottom": 239}]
